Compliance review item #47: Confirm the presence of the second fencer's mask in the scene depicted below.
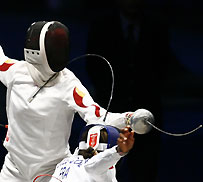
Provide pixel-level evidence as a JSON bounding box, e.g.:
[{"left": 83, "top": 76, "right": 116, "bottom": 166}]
[
  {"left": 79, "top": 124, "right": 120, "bottom": 152},
  {"left": 24, "top": 21, "right": 70, "bottom": 86}
]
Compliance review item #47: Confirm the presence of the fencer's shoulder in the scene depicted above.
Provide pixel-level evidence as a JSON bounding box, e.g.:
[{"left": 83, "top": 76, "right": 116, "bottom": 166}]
[
  {"left": 0, "top": 58, "right": 25, "bottom": 72},
  {"left": 9, "top": 60, "right": 27, "bottom": 70},
  {"left": 61, "top": 67, "right": 74, "bottom": 75},
  {"left": 61, "top": 68, "right": 79, "bottom": 81},
  {"left": 0, "top": 60, "right": 27, "bottom": 85},
  {"left": 12, "top": 60, "right": 26, "bottom": 65}
]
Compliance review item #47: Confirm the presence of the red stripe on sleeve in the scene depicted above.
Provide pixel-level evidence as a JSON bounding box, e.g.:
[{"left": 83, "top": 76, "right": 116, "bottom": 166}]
[
  {"left": 92, "top": 104, "right": 101, "bottom": 117},
  {"left": 73, "top": 87, "right": 87, "bottom": 108},
  {"left": 0, "top": 62, "right": 14, "bottom": 71}
]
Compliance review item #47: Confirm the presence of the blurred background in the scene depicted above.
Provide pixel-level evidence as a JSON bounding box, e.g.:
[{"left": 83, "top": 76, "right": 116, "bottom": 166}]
[{"left": 0, "top": 0, "right": 203, "bottom": 182}]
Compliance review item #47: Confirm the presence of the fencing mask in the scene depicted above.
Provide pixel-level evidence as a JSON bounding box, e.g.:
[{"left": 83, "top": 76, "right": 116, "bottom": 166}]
[{"left": 24, "top": 21, "right": 70, "bottom": 86}]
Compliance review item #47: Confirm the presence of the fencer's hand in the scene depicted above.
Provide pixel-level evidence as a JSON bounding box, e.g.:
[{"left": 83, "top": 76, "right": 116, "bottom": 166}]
[{"left": 117, "top": 125, "right": 134, "bottom": 154}]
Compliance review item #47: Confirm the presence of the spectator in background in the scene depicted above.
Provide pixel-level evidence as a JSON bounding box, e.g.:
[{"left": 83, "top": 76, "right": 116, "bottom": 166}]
[{"left": 86, "top": 0, "right": 179, "bottom": 181}]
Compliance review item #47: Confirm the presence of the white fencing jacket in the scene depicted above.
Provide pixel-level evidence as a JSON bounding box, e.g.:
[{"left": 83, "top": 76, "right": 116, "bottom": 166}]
[
  {"left": 49, "top": 146, "right": 122, "bottom": 182},
  {"left": 0, "top": 48, "right": 127, "bottom": 180}
]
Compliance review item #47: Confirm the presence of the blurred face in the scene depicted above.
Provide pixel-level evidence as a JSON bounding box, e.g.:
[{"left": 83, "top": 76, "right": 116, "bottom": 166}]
[{"left": 115, "top": 0, "right": 144, "bottom": 21}]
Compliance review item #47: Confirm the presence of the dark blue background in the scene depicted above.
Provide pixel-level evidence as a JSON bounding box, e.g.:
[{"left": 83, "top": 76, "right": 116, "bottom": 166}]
[{"left": 0, "top": 1, "right": 203, "bottom": 181}]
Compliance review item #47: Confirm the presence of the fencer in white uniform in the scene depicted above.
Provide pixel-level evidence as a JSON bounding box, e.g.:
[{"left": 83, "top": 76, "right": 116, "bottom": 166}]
[
  {"left": 0, "top": 21, "right": 131, "bottom": 182},
  {"left": 47, "top": 125, "right": 134, "bottom": 182}
]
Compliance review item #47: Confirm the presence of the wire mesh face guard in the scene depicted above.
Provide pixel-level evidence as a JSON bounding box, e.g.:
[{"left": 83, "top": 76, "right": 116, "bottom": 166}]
[
  {"left": 79, "top": 124, "right": 120, "bottom": 151},
  {"left": 24, "top": 21, "right": 70, "bottom": 73}
]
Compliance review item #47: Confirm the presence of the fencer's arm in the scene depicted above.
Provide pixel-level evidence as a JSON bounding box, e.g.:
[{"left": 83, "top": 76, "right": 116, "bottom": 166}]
[
  {"left": 69, "top": 83, "right": 132, "bottom": 129},
  {"left": 0, "top": 45, "right": 18, "bottom": 63},
  {"left": 0, "top": 45, "right": 8, "bottom": 63},
  {"left": 101, "top": 111, "right": 132, "bottom": 129},
  {"left": 84, "top": 126, "right": 134, "bottom": 177},
  {"left": 84, "top": 146, "right": 122, "bottom": 176},
  {"left": 0, "top": 45, "right": 17, "bottom": 86},
  {"left": 79, "top": 106, "right": 131, "bottom": 129}
]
